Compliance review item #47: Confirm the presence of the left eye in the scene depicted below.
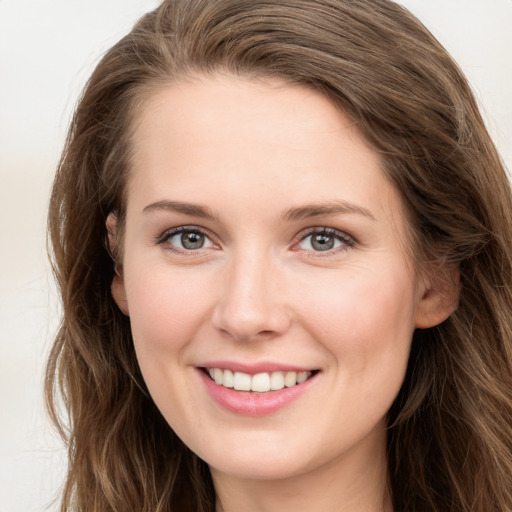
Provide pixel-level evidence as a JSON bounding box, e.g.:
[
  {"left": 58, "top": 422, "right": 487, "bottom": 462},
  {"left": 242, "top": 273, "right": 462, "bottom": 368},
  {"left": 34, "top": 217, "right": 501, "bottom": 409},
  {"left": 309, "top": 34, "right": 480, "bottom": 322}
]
[
  {"left": 298, "top": 229, "right": 351, "bottom": 252},
  {"left": 167, "top": 229, "right": 214, "bottom": 250}
]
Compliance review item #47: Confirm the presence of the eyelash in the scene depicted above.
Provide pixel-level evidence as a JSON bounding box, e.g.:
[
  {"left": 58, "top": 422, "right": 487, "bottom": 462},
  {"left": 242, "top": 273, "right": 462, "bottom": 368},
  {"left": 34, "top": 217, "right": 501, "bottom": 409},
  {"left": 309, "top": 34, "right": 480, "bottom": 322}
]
[
  {"left": 156, "top": 226, "right": 216, "bottom": 254},
  {"left": 156, "top": 226, "right": 355, "bottom": 255},
  {"left": 295, "top": 227, "right": 355, "bottom": 255}
]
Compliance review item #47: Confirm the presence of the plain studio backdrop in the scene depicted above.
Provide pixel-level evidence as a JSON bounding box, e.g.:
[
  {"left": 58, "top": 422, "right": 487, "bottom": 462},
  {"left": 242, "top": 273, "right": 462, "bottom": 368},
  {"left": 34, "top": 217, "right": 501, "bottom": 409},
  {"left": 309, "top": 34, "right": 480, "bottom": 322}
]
[{"left": 0, "top": 1, "right": 510, "bottom": 511}]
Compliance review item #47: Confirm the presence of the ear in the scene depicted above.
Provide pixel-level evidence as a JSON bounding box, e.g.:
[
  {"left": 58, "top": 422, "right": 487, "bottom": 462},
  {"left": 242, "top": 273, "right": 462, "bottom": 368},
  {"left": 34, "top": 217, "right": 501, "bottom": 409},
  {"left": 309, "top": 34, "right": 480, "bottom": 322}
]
[
  {"left": 414, "top": 267, "right": 459, "bottom": 329},
  {"left": 106, "top": 213, "right": 129, "bottom": 316}
]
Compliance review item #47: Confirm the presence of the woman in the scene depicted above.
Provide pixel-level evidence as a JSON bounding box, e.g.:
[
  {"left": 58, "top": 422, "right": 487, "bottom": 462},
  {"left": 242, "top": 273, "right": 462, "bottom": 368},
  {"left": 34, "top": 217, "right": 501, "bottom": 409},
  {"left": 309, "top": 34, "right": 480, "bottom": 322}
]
[{"left": 46, "top": 0, "right": 512, "bottom": 510}]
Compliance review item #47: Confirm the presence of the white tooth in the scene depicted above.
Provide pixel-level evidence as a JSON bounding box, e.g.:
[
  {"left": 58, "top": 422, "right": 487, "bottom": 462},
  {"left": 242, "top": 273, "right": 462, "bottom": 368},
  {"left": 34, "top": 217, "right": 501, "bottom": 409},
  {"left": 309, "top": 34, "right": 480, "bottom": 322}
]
[
  {"left": 208, "top": 368, "right": 215, "bottom": 380},
  {"left": 251, "top": 373, "right": 271, "bottom": 392},
  {"left": 213, "top": 368, "right": 223, "bottom": 385},
  {"left": 284, "top": 371, "right": 297, "bottom": 387},
  {"left": 297, "top": 371, "right": 311, "bottom": 384},
  {"left": 233, "top": 371, "right": 251, "bottom": 391},
  {"left": 223, "top": 369, "right": 234, "bottom": 388},
  {"left": 270, "top": 371, "right": 285, "bottom": 390}
]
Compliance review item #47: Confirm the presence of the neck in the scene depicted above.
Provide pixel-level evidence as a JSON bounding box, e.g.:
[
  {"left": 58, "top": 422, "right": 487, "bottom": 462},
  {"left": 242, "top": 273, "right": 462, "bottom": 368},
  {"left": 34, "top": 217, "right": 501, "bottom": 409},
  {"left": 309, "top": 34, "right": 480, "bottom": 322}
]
[{"left": 211, "top": 427, "right": 393, "bottom": 512}]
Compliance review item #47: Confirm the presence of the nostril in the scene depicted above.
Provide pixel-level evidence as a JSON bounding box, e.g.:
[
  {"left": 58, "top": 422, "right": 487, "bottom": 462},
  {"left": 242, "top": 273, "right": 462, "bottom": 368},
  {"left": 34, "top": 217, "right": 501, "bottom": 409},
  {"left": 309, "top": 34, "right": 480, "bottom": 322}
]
[{"left": 256, "top": 329, "right": 274, "bottom": 336}]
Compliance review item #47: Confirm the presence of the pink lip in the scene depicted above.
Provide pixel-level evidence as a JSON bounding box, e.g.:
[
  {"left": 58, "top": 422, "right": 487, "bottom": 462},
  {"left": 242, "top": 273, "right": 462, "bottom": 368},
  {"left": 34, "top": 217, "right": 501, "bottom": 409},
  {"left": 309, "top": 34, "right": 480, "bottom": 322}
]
[
  {"left": 200, "top": 360, "right": 313, "bottom": 374},
  {"left": 197, "top": 367, "right": 318, "bottom": 417}
]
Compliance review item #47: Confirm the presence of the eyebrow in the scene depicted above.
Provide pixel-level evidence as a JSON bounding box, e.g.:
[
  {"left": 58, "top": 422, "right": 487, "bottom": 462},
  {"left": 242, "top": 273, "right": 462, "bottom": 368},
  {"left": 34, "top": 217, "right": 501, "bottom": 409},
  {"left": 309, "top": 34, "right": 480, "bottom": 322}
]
[
  {"left": 282, "top": 201, "right": 376, "bottom": 222},
  {"left": 142, "top": 199, "right": 376, "bottom": 222},
  {"left": 142, "top": 200, "right": 216, "bottom": 219}
]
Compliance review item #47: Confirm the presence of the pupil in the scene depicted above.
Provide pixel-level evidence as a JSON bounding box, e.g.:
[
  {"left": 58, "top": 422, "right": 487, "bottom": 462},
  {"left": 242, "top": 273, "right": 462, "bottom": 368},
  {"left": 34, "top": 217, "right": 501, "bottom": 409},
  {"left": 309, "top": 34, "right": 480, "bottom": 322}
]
[
  {"left": 181, "top": 231, "right": 204, "bottom": 249},
  {"left": 312, "top": 233, "right": 334, "bottom": 251}
]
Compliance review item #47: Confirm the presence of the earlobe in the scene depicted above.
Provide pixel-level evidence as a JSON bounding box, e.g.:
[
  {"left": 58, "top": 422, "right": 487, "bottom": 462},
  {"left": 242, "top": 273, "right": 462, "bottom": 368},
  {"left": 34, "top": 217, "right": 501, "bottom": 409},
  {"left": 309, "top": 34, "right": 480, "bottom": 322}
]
[
  {"left": 111, "top": 272, "right": 130, "bottom": 316},
  {"left": 414, "top": 268, "right": 460, "bottom": 329},
  {"left": 106, "top": 212, "right": 129, "bottom": 316}
]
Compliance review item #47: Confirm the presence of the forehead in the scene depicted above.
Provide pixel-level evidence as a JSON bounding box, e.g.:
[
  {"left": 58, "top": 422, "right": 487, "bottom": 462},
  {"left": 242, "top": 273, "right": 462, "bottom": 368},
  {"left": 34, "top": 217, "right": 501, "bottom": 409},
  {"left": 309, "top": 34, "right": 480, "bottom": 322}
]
[
  {"left": 131, "top": 75, "right": 363, "bottom": 169},
  {"left": 127, "top": 74, "right": 408, "bottom": 239}
]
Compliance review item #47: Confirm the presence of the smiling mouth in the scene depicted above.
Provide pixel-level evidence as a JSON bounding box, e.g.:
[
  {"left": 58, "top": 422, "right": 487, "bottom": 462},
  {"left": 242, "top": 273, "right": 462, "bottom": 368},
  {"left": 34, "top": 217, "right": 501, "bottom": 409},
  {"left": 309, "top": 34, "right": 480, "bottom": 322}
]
[{"left": 203, "top": 368, "right": 319, "bottom": 393}]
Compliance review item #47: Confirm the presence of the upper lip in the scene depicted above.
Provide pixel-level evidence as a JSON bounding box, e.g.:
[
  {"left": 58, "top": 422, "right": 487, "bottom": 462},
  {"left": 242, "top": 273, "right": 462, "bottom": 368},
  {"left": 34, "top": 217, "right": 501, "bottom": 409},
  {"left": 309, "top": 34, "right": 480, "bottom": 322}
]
[{"left": 198, "top": 360, "right": 318, "bottom": 374}]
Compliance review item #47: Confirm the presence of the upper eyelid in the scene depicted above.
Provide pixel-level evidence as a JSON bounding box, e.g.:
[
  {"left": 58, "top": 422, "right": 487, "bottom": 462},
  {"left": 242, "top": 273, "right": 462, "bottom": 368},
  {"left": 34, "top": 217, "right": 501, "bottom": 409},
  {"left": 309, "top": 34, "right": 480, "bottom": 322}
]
[
  {"left": 156, "top": 225, "right": 216, "bottom": 245},
  {"left": 160, "top": 225, "right": 210, "bottom": 236},
  {"left": 295, "top": 226, "right": 354, "bottom": 243}
]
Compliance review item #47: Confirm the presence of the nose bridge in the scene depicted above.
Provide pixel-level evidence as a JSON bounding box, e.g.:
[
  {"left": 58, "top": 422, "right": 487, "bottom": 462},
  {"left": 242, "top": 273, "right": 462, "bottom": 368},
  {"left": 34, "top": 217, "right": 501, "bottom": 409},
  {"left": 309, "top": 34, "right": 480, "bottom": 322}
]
[{"left": 212, "top": 243, "right": 289, "bottom": 340}]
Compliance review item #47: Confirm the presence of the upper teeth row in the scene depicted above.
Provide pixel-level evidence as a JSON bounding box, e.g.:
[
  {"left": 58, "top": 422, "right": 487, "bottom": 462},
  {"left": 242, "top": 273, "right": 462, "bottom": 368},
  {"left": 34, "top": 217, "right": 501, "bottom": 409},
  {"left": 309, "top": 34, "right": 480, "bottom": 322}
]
[{"left": 208, "top": 368, "right": 312, "bottom": 392}]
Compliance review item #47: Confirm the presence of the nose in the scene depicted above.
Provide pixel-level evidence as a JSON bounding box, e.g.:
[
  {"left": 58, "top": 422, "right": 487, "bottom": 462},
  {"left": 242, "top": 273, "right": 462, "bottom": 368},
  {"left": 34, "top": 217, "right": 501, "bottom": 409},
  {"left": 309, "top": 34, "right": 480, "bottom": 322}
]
[{"left": 211, "top": 249, "right": 291, "bottom": 342}]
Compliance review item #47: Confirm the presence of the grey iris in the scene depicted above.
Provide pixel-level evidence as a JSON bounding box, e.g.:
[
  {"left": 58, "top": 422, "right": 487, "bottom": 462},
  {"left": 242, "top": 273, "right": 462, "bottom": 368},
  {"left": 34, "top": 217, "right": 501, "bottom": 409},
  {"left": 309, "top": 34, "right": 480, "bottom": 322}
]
[
  {"left": 311, "top": 233, "right": 335, "bottom": 251},
  {"left": 181, "top": 231, "right": 205, "bottom": 249}
]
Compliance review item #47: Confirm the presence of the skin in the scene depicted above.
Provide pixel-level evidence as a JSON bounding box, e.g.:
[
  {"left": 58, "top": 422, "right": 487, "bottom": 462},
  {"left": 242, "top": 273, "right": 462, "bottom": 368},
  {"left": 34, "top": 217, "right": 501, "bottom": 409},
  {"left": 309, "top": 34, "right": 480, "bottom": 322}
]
[{"left": 109, "top": 74, "right": 456, "bottom": 512}]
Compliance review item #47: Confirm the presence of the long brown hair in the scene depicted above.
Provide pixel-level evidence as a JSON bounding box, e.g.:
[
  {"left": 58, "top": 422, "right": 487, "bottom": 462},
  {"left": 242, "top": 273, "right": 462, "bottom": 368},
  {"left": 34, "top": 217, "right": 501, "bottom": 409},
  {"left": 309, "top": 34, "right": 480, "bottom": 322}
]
[{"left": 46, "top": 0, "right": 512, "bottom": 510}]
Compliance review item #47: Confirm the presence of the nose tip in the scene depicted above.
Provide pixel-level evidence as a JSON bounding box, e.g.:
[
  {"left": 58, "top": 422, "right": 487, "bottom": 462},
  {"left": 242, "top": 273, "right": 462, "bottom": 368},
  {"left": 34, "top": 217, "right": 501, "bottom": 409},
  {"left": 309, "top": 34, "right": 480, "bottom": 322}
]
[{"left": 211, "top": 264, "right": 291, "bottom": 342}]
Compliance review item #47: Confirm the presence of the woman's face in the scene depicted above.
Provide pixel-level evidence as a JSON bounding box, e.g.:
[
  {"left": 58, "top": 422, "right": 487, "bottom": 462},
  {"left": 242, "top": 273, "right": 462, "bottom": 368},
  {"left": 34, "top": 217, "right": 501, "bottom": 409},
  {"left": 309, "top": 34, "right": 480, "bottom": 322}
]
[{"left": 111, "top": 75, "right": 450, "bottom": 483}]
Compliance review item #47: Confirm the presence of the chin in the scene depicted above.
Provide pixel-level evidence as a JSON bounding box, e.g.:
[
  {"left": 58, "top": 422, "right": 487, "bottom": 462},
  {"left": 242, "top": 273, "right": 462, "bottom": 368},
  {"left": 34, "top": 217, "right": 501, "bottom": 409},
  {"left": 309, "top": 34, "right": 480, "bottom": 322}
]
[{"left": 207, "top": 454, "right": 311, "bottom": 482}]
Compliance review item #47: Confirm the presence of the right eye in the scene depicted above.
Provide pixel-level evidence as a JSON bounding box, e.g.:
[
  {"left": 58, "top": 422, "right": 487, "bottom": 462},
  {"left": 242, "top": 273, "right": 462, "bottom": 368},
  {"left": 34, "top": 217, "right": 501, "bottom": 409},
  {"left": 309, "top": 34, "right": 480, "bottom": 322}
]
[{"left": 159, "top": 226, "right": 215, "bottom": 252}]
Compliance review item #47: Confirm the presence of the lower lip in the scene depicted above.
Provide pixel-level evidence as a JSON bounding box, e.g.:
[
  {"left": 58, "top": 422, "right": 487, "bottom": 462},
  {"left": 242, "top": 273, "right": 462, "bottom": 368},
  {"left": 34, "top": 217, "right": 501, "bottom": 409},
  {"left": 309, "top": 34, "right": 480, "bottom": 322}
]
[{"left": 198, "top": 369, "right": 317, "bottom": 416}]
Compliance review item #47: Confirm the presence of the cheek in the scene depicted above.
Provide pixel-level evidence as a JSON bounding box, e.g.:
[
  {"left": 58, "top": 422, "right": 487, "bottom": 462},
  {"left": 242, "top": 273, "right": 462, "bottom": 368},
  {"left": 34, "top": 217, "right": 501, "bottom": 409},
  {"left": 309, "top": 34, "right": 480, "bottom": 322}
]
[
  {"left": 298, "top": 264, "right": 418, "bottom": 368},
  {"left": 124, "top": 264, "right": 214, "bottom": 355},
  {"left": 123, "top": 265, "right": 216, "bottom": 420}
]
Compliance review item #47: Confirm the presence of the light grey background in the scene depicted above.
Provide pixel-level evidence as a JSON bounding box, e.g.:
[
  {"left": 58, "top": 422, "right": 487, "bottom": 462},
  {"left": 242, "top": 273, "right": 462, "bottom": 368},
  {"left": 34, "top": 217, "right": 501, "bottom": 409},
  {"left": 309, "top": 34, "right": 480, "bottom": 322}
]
[{"left": 1, "top": 1, "right": 510, "bottom": 511}]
